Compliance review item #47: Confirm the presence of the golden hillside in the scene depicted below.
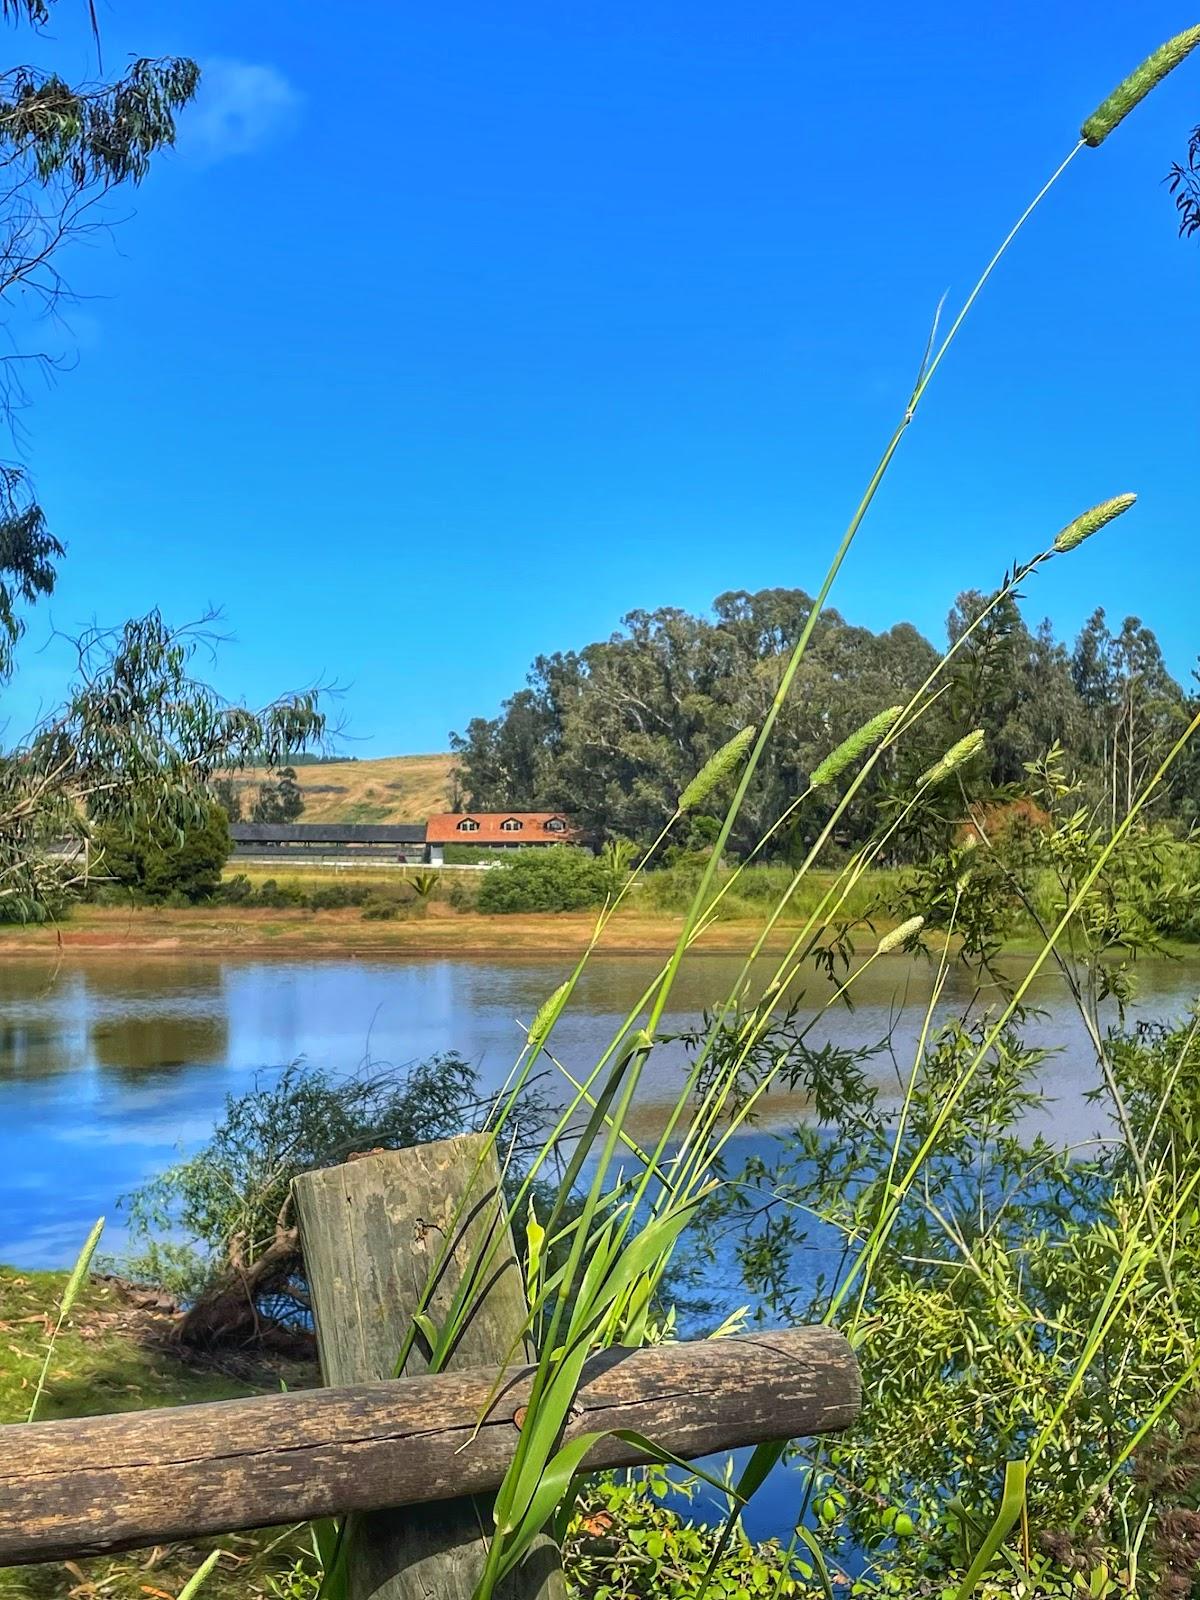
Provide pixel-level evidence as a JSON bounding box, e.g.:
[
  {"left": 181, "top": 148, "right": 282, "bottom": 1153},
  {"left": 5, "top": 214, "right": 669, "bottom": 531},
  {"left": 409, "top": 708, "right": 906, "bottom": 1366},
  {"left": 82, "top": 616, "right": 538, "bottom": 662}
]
[{"left": 232, "top": 753, "right": 458, "bottom": 824}]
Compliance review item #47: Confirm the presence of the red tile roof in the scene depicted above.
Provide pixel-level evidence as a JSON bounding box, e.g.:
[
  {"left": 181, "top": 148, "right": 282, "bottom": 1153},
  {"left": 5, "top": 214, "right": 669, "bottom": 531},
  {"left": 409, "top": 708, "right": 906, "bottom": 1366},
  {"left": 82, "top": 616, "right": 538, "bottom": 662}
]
[{"left": 425, "top": 812, "right": 580, "bottom": 844}]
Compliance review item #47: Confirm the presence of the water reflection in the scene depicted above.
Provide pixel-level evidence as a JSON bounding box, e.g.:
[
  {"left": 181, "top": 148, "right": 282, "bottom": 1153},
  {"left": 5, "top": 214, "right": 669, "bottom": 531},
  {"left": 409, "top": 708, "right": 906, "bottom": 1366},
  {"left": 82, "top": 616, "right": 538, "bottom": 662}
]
[
  {"left": 0, "top": 951, "right": 1195, "bottom": 1268},
  {"left": 0, "top": 1015, "right": 88, "bottom": 1079},
  {"left": 90, "top": 1014, "right": 230, "bottom": 1075}
]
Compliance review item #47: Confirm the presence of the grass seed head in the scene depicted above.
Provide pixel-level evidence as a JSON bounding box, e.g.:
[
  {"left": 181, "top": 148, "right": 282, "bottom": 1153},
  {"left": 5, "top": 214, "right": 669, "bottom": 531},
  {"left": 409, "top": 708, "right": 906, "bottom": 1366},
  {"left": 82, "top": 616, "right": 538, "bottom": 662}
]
[
  {"left": 528, "top": 981, "right": 570, "bottom": 1056},
  {"left": 1082, "top": 26, "right": 1200, "bottom": 146},
  {"left": 877, "top": 915, "right": 925, "bottom": 955},
  {"left": 678, "top": 726, "right": 757, "bottom": 813},
  {"left": 918, "top": 730, "right": 985, "bottom": 790},
  {"left": 810, "top": 705, "right": 904, "bottom": 789},
  {"left": 1053, "top": 493, "right": 1137, "bottom": 554}
]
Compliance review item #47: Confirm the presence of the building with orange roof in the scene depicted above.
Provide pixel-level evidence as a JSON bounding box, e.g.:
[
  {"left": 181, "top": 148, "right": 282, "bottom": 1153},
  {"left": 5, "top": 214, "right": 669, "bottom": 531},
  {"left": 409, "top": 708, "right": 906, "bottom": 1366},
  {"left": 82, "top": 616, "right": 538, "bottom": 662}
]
[{"left": 424, "top": 812, "right": 582, "bottom": 863}]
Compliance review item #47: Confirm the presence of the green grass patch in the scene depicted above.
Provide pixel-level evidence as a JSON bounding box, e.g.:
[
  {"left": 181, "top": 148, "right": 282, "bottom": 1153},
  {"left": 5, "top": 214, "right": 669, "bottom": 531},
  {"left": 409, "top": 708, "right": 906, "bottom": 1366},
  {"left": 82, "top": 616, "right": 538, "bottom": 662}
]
[
  {"left": 633, "top": 863, "right": 905, "bottom": 924},
  {"left": 0, "top": 1268, "right": 316, "bottom": 1598},
  {"left": 0, "top": 1267, "right": 258, "bottom": 1422}
]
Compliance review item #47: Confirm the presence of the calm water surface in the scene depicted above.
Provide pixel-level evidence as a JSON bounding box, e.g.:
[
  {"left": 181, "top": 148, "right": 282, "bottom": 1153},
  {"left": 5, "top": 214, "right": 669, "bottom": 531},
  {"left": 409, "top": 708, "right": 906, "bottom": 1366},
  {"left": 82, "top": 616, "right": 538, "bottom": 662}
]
[
  {"left": 3, "top": 949, "right": 1199, "bottom": 1543},
  {"left": 2, "top": 950, "right": 1198, "bottom": 1270}
]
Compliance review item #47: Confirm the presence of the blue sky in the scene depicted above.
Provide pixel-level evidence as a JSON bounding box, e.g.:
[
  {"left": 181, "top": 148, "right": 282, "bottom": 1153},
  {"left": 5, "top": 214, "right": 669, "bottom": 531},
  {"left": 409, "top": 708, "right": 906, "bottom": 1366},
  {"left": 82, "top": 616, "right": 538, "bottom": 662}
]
[{"left": 5, "top": 0, "right": 1199, "bottom": 754}]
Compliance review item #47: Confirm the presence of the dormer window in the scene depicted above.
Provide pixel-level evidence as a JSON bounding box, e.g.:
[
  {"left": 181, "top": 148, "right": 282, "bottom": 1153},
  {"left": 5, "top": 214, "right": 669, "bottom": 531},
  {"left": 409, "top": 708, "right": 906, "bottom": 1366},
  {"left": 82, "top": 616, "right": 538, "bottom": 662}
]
[
  {"left": 500, "top": 818, "right": 523, "bottom": 832},
  {"left": 544, "top": 817, "right": 566, "bottom": 832},
  {"left": 457, "top": 818, "right": 480, "bottom": 832}
]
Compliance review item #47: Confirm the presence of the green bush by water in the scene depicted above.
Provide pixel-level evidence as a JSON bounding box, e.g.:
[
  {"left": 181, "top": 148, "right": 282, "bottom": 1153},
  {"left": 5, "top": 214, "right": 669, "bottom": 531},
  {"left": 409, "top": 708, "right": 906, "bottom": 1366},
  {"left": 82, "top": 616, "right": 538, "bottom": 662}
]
[{"left": 476, "top": 847, "right": 609, "bottom": 914}]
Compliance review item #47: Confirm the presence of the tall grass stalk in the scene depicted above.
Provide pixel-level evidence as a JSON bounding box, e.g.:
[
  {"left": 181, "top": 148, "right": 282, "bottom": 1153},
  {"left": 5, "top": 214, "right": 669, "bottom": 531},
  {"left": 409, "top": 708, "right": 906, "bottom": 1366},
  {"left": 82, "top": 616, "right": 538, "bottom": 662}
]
[
  {"left": 463, "top": 598, "right": 1199, "bottom": 1597},
  {"left": 26, "top": 1216, "right": 104, "bottom": 1423},
  {"left": 826, "top": 705, "right": 1200, "bottom": 1327},
  {"left": 700, "top": 706, "right": 1200, "bottom": 1596},
  {"left": 634, "top": 137, "right": 1088, "bottom": 1035},
  {"left": 306, "top": 33, "right": 1200, "bottom": 1600},
  {"left": 177, "top": 1549, "right": 224, "bottom": 1598}
]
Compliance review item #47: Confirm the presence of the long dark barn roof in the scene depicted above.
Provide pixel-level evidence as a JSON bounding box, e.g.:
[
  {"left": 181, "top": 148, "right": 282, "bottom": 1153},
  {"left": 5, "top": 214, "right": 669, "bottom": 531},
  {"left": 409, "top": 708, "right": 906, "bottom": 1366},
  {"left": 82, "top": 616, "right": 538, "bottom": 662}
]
[{"left": 231, "top": 823, "right": 427, "bottom": 845}]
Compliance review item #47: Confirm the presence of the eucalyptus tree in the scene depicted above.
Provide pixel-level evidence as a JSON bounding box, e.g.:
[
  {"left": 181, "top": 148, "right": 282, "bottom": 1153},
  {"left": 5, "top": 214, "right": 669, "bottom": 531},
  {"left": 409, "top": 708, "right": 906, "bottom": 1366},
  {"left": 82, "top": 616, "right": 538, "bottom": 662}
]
[
  {"left": 0, "top": 7, "right": 324, "bottom": 916},
  {"left": 0, "top": 1, "right": 200, "bottom": 659}
]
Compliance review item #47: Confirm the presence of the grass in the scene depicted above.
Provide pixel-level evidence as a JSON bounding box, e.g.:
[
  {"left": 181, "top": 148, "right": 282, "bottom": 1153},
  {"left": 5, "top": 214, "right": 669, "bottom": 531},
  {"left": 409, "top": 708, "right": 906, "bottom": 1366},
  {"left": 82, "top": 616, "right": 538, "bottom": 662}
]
[
  {"left": 0, "top": 861, "right": 929, "bottom": 958},
  {"left": 224, "top": 858, "right": 908, "bottom": 921},
  {"left": 0, "top": 899, "right": 917, "bottom": 957},
  {"left": 0, "top": 1268, "right": 259, "bottom": 1423},
  {"left": 229, "top": 862, "right": 427, "bottom": 889},
  {"left": 0, "top": 1267, "right": 317, "bottom": 1599},
  {"left": 228, "top": 753, "right": 457, "bottom": 824},
  {"left": 635, "top": 861, "right": 905, "bottom": 923}
]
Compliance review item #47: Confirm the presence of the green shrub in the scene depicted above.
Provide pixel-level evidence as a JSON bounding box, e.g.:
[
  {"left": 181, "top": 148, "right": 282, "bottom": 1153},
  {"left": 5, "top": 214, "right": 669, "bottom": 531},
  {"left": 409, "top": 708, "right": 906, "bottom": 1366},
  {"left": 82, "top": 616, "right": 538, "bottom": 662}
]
[
  {"left": 361, "top": 888, "right": 408, "bottom": 920},
  {"left": 242, "top": 876, "right": 306, "bottom": 909},
  {"left": 565, "top": 1472, "right": 814, "bottom": 1598},
  {"left": 476, "top": 847, "right": 607, "bottom": 914},
  {"left": 306, "top": 882, "right": 367, "bottom": 911},
  {"left": 215, "top": 876, "right": 380, "bottom": 911},
  {"left": 262, "top": 1472, "right": 819, "bottom": 1600},
  {"left": 444, "top": 842, "right": 505, "bottom": 864},
  {"left": 119, "top": 1055, "right": 490, "bottom": 1339},
  {"left": 92, "top": 801, "right": 231, "bottom": 902},
  {"left": 445, "top": 873, "right": 481, "bottom": 910}
]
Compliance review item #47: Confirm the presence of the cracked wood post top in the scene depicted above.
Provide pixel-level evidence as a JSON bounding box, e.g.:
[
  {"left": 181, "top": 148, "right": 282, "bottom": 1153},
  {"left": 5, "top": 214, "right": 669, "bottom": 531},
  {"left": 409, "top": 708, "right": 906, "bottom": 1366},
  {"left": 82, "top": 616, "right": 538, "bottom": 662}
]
[{"left": 293, "top": 1135, "right": 568, "bottom": 1600}]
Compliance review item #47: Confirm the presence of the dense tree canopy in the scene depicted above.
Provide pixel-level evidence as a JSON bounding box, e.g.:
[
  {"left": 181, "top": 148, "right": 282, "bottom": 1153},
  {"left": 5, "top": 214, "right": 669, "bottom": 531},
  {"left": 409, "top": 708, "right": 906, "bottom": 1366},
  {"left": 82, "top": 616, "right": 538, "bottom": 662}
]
[
  {"left": 452, "top": 588, "right": 1198, "bottom": 859},
  {"left": 251, "top": 765, "right": 304, "bottom": 823}
]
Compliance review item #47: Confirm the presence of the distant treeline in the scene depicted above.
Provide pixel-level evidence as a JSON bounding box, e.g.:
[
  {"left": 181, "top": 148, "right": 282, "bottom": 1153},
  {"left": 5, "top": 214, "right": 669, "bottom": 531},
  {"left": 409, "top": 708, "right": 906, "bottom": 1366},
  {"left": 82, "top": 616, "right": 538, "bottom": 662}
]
[
  {"left": 283, "top": 751, "right": 357, "bottom": 766},
  {"left": 451, "top": 588, "right": 1200, "bottom": 859}
]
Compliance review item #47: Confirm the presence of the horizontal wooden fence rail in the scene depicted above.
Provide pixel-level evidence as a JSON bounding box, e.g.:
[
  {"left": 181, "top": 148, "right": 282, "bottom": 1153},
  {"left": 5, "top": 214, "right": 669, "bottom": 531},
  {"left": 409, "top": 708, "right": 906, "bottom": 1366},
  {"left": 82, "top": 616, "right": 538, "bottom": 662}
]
[{"left": 0, "top": 1327, "right": 858, "bottom": 1569}]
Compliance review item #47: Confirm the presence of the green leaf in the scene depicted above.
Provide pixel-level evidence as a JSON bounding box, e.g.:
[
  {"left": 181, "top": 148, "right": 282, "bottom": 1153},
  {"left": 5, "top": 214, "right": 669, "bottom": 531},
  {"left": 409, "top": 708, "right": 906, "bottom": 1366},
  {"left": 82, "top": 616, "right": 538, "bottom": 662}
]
[
  {"left": 524, "top": 1196, "right": 546, "bottom": 1302},
  {"left": 411, "top": 1310, "right": 439, "bottom": 1359},
  {"left": 954, "top": 1460, "right": 1027, "bottom": 1600},
  {"left": 795, "top": 1528, "right": 836, "bottom": 1600},
  {"left": 497, "top": 1430, "right": 608, "bottom": 1579},
  {"left": 313, "top": 1515, "right": 350, "bottom": 1600}
]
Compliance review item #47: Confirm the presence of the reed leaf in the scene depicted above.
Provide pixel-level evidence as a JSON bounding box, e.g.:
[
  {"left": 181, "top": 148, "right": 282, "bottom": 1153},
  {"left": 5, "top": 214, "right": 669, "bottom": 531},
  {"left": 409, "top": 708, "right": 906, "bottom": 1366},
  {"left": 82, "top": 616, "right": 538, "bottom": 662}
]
[
  {"left": 678, "top": 725, "right": 757, "bottom": 813},
  {"left": 499, "top": 1338, "right": 594, "bottom": 1534},
  {"left": 497, "top": 1429, "right": 604, "bottom": 1577},
  {"left": 497, "top": 1428, "right": 742, "bottom": 1585},
  {"left": 795, "top": 1528, "right": 837, "bottom": 1600},
  {"left": 1053, "top": 492, "right": 1136, "bottom": 553},
  {"left": 1082, "top": 26, "right": 1200, "bottom": 147},
  {"left": 953, "top": 1459, "right": 1027, "bottom": 1599},
  {"left": 523, "top": 1196, "right": 546, "bottom": 1304},
  {"left": 313, "top": 1515, "right": 349, "bottom": 1600},
  {"left": 809, "top": 705, "right": 903, "bottom": 788}
]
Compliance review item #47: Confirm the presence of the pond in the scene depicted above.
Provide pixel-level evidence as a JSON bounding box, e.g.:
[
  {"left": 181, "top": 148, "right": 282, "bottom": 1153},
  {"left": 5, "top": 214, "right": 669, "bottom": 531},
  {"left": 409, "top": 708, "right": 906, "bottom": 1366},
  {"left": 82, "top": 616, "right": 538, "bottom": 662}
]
[
  {"left": 3, "top": 948, "right": 1197, "bottom": 1270},
  {"left": 2, "top": 947, "right": 1197, "bottom": 1543}
]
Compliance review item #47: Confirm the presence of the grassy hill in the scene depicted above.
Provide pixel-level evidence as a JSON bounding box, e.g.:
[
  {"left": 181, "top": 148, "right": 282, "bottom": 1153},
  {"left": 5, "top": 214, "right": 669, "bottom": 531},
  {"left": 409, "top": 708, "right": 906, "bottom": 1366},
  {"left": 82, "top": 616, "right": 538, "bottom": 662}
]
[{"left": 234, "top": 753, "right": 458, "bottom": 824}]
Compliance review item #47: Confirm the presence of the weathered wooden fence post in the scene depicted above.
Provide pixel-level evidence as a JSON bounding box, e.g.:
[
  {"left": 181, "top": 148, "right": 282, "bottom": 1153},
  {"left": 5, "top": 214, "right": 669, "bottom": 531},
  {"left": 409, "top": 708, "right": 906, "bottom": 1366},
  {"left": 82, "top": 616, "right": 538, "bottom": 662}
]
[{"left": 293, "top": 1135, "right": 566, "bottom": 1600}]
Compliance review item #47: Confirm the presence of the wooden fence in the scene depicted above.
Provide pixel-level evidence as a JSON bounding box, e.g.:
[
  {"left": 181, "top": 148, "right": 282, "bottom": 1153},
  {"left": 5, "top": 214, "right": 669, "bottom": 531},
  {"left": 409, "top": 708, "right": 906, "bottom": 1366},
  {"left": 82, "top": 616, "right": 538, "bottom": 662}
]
[{"left": 0, "top": 1136, "right": 861, "bottom": 1599}]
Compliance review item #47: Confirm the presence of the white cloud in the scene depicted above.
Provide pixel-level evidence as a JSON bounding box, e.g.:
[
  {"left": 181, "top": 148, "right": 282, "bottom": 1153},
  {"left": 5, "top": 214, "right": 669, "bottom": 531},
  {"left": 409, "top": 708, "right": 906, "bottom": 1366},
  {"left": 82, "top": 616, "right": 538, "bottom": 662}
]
[{"left": 182, "top": 58, "right": 303, "bottom": 165}]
